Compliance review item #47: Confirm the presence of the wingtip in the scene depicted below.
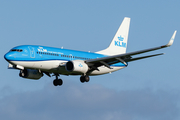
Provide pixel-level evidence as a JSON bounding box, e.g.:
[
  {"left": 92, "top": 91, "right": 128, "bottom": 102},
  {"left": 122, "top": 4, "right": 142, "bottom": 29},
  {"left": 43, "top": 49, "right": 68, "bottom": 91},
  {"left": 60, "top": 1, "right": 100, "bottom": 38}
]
[{"left": 166, "top": 30, "right": 177, "bottom": 47}]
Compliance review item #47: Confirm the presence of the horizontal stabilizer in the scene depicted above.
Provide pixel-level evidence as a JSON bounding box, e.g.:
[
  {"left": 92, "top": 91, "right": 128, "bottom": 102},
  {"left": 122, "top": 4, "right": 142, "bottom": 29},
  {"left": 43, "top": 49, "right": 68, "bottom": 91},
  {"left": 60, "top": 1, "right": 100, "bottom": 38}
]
[
  {"left": 8, "top": 63, "right": 15, "bottom": 69},
  {"left": 8, "top": 64, "right": 24, "bottom": 70}
]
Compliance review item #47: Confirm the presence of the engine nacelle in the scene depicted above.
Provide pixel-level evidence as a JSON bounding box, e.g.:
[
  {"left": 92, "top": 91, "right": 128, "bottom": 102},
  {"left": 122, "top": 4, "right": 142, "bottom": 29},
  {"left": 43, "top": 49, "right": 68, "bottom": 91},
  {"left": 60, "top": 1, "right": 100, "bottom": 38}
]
[
  {"left": 65, "top": 60, "right": 89, "bottom": 74},
  {"left": 19, "top": 69, "right": 43, "bottom": 80}
]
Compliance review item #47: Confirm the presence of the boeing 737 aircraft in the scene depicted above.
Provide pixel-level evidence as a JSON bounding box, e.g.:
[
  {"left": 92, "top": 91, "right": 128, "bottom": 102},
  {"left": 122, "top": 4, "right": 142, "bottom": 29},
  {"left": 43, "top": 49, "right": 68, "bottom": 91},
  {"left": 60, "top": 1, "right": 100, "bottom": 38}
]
[{"left": 4, "top": 17, "right": 177, "bottom": 86}]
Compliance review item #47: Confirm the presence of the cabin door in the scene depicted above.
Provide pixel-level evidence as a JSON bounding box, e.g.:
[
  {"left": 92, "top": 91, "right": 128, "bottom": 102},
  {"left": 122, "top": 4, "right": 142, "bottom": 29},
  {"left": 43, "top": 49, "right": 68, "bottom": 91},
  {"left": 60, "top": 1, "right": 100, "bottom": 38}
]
[{"left": 28, "top": 46, "right": 35, "bottom": 58}]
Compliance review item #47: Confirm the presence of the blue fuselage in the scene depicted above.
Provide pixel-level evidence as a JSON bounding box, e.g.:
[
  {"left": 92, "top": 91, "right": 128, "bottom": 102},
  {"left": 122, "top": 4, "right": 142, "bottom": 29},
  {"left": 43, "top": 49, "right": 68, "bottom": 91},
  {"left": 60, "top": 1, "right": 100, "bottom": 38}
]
[
  {"left": 4, "top": 45, "right": 126, "bottom": 76},
  {"left": 5, "top": 45, "right": 125, "bottom": 66}
]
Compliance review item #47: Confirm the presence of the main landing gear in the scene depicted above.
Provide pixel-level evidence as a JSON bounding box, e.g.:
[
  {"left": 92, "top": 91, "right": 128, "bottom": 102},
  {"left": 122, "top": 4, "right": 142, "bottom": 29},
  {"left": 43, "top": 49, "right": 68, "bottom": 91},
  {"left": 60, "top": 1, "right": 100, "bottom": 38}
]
[
  {"left": 80, "top": 75, "right": 90, "bottom": 83},
  {"left": 53, "top": 74, "right": 63, "bottom": 86},
  {"left": 52, "top": 74, "right": 90, "bottom": 86}
]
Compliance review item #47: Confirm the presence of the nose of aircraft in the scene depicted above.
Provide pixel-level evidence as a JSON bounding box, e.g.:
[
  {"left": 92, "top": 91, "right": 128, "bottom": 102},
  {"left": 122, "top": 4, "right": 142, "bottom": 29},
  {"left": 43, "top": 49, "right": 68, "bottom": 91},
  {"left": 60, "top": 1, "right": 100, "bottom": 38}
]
[{"left": 4, "top": 52, "right": 13, "bottom": 61}]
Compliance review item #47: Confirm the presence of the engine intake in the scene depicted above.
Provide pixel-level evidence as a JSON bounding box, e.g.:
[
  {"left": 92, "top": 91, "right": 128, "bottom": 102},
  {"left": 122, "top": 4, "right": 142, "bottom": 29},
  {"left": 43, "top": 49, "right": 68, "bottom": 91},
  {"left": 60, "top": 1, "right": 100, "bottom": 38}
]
[
  {"left": 19, "top": 69, "right": 43, "bottom": 80},
  {"left": 65, "top": 60, "right": 88, "bottom": 74}
]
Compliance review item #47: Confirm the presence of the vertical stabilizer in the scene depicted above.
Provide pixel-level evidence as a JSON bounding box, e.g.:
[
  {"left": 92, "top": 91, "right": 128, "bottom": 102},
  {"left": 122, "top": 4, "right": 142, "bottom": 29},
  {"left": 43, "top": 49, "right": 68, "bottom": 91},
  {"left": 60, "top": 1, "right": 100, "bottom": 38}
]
[{"left": 96, "top": 17, "right": 131, "bottom": 56}]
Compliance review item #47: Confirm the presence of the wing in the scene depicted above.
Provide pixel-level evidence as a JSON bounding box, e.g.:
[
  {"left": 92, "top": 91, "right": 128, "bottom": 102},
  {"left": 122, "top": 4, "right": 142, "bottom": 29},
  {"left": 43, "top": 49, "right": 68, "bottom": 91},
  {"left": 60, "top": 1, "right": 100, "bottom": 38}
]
[{"left": 85, "top": 31, "right": 177, "bottom": 70}]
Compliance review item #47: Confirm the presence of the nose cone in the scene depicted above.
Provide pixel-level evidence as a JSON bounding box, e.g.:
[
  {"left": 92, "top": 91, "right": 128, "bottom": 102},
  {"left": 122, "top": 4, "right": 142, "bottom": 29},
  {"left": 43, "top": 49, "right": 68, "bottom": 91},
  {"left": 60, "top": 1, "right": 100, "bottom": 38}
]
[{"left": 4, "top": 52, "right": 13, "bottom": 62}]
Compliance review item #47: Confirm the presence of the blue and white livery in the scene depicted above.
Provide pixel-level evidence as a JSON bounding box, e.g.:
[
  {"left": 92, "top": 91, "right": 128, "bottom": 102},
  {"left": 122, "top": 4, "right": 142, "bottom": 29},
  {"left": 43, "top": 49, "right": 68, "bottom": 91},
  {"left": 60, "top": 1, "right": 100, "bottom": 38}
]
[{"left": 4, "top": 17, "right": 177, "bottom": 86}]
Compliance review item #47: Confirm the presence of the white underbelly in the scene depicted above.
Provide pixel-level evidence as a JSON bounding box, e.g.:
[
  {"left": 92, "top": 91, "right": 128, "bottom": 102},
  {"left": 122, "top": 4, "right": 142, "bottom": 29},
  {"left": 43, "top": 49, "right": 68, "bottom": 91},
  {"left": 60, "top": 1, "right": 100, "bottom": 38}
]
[
  {"left": 10, "top": 60, "right": 67, "bottom": 70},
  {"left": 10, "top": 60, "right": 126, "bottom": 76}
]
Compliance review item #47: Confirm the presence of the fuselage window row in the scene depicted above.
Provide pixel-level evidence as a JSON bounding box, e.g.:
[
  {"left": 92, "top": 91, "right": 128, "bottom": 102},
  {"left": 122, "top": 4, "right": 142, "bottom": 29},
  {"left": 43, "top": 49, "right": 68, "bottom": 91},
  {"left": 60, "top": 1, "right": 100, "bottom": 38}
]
[
  {"left": 37, "top": 52, "right": 92, "bottom": 60},
  {"left": 61, "top": 54, "right": 90, "bottom": 60},
  {"left": 37, "top": 52, "right": 59, "bottom": 56}
]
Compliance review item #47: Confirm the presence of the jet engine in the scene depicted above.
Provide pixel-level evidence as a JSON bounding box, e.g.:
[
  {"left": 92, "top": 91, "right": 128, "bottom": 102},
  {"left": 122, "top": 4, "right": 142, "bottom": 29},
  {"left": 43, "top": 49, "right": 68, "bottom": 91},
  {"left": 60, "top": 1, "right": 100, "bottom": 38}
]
[
  {"left": 19, "top": 69, "right": 43, "bottom": 80},
  {"left": 65, "top": 60, "right": 89, "bottom": 74}
]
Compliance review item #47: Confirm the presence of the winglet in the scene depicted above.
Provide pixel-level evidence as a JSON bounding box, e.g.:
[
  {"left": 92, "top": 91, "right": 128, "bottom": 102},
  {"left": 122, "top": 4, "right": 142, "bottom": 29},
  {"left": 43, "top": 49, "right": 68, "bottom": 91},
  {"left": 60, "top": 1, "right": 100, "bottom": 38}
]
[{"left": 166, "top": 30, "right": 177, "bottom": 47}]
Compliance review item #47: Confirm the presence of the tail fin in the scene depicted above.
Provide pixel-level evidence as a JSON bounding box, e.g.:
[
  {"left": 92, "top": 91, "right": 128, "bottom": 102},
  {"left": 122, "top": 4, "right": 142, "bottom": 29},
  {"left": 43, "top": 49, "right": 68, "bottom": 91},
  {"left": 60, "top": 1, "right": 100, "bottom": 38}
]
[{"left": 96, "top": 17, "right": 131, "bottom": 56}]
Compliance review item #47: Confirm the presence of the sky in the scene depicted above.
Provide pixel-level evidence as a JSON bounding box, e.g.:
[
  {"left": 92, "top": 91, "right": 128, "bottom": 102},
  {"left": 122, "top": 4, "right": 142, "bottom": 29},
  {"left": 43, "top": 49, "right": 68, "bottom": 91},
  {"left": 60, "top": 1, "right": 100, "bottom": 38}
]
[{"left": 0, "top": 0, "right": 180, "bottom": 119}]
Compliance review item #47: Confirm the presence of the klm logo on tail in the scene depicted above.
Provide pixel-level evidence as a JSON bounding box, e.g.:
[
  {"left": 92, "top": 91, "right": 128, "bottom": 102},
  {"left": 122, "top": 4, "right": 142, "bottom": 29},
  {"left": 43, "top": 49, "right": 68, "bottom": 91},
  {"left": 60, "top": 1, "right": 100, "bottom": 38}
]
[{"left": 115, "top": 36, "right": 126, "bottom": 48}]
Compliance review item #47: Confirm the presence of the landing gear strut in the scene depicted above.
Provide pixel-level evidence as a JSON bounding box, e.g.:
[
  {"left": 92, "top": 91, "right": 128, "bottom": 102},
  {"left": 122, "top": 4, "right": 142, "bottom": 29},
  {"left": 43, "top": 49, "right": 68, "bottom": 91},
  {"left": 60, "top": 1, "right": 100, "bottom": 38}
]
[
  {"left": 53, "top": 74, "right": 63, "bottom": 86},
  {"left": 80, "top": 75, "right": 90, "bottom": 83}
]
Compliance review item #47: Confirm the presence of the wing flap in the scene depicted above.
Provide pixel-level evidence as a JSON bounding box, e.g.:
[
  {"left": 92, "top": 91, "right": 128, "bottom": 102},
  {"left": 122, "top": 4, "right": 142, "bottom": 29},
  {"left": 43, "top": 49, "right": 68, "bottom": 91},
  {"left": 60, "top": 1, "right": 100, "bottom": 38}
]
[{"left": 126, "top": 53, "right": 164, "bottom": 62}]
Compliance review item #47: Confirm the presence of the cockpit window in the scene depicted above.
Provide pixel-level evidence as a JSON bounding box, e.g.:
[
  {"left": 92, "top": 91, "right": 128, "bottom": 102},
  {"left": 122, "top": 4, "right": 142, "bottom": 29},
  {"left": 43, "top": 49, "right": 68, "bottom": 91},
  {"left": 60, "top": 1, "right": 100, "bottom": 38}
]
[{"left": 10, "top": 49, "right": 23, "bottom": 52}]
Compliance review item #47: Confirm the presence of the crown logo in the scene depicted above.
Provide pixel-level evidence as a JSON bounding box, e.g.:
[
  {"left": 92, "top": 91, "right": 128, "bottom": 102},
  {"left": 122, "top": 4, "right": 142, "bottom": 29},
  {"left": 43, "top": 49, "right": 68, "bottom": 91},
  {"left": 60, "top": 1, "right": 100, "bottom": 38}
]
[
  {"left": 118, "top": 36, "right": 124, "bottom": 41},
  {"left": 79, "top": 63, "right": 83, "bottom": 67}
]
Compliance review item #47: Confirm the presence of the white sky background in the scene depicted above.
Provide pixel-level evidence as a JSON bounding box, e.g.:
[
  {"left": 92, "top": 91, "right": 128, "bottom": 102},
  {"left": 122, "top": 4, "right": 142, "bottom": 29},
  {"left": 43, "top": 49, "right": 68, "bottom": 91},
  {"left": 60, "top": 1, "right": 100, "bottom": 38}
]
[{"left": 0, "top": 0, "right": 180, "bottom": 120}]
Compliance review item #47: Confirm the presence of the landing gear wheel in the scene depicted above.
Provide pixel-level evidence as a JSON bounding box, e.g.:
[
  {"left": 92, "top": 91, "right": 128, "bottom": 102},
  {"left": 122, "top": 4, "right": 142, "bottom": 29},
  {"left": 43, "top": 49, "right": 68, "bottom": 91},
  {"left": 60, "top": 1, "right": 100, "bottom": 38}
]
[
  {"left": 84, "top": 75, "right": 90, "bottom": 82},
  {"left": 80, "top": 75, "right": 90, "bottom": 83},
  {"left": 53, "top": 79, "right": 63, "bottom": 86},
  {"left": 80, "top": 76, "right": 85, "bottom": 83}
]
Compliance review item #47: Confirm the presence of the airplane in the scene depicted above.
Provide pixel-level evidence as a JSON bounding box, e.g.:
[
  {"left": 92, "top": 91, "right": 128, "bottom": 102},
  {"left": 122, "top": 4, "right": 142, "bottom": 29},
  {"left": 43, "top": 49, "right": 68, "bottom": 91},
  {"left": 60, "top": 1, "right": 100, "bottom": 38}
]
[{"left": 4, "top": 17, "right": 177, "bottom": 86}]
